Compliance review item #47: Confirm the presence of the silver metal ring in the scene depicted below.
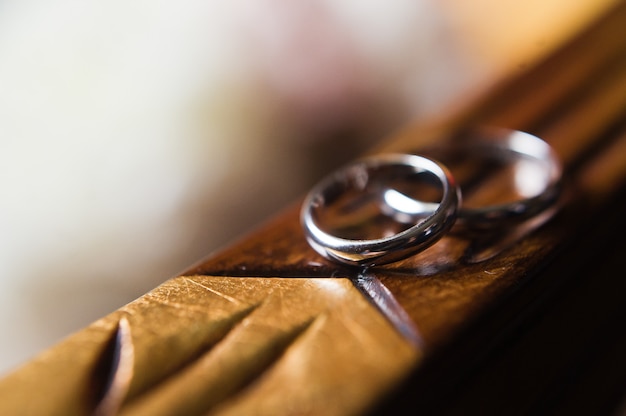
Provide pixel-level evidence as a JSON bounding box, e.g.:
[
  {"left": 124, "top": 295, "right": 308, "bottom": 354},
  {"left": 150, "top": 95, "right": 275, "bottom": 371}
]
[
  {"left": 300, "top": 154, "right": 460, "bottom": 267},
  {"left": 394, "top": 127, "right": 563, "bottom": 232}
]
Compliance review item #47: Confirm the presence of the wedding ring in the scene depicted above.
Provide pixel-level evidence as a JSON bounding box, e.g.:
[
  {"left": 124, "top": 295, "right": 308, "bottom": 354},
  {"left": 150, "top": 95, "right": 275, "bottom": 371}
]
[
  {"left": 397, "top": 127, "right": 563, "bottom": 232},
  {"left": 300, "top": 154, "right": 460, "bottom": 266}
]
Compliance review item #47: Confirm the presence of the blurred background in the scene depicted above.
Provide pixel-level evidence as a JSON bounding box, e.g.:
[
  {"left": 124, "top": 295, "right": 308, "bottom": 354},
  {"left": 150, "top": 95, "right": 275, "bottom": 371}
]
[{"left": 0, "top": 0, "right": 615, "bottom": 375}]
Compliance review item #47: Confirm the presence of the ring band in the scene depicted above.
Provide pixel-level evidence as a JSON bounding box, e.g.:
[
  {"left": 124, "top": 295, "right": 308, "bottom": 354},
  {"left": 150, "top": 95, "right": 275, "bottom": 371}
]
[
  {"left": 398, "top": 127, "right": 562, "bottom": 232},
  {"left": 300, "top": 154, "right": 460, "bottom": 266}
]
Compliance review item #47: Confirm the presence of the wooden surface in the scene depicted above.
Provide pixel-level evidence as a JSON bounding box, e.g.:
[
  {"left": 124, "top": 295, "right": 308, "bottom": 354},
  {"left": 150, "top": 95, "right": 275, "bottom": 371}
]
[{"left": 1, "top": 2, "right": 626, "bottom": 415}]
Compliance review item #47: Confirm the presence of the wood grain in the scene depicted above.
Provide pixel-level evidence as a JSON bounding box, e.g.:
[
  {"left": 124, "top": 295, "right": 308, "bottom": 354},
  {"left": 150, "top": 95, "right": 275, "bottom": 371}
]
[
  {"left": 1, "top": 2, "right": 625, "bottom": 415},
  {"left": 0, "top": 276, "right": 417, "bottom": 416}
]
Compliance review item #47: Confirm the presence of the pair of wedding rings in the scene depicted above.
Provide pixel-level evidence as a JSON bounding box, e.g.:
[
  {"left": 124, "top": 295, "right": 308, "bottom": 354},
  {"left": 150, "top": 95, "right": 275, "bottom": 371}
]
[{"left": 300, "top": 127, "right": 562, "bottom": 267}]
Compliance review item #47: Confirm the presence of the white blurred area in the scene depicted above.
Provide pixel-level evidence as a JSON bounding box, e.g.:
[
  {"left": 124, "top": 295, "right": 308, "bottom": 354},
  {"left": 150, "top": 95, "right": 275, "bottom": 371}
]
[{"left": 0, "top": 0, "right": 611, "bottom": 374}]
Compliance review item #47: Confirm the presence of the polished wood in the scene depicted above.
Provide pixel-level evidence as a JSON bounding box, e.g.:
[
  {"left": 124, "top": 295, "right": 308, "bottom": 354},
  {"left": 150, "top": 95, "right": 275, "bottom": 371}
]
[{"left": 1, "top": 2, "right": 625, "bottom": 415}]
